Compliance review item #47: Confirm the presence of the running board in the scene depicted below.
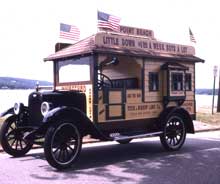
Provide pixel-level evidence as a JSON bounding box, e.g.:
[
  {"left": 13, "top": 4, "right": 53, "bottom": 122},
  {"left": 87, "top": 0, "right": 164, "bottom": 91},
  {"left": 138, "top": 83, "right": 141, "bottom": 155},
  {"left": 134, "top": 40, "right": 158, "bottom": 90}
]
[{"left": 112, "top": 131, "right": 163, "bottom": 141}]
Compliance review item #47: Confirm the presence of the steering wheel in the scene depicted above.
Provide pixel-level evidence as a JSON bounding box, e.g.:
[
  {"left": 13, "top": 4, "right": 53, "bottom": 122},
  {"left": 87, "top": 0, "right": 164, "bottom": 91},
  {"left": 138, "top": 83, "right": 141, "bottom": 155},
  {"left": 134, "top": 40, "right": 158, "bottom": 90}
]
[{"left": 98, "top": 73, "right": 113, "bottom": 89}]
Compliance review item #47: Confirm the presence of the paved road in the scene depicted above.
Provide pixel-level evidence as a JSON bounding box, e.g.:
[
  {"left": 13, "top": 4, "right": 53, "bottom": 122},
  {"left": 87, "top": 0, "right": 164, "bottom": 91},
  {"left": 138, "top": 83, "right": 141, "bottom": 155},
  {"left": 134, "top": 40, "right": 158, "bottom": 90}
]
[{"left": 0, "top": 131, "right": 220, "bottom": 184}]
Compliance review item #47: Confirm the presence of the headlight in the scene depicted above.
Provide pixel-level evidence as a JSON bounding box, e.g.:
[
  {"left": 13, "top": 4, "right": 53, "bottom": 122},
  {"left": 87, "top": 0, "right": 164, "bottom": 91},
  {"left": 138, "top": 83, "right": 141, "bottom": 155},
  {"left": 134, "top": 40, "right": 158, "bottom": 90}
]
[
  {"left": 14, "top": 103, "right": 24, "bottom": 115},
  {"left": 41, "top": 102, "right": 51, "bottom": 116}
]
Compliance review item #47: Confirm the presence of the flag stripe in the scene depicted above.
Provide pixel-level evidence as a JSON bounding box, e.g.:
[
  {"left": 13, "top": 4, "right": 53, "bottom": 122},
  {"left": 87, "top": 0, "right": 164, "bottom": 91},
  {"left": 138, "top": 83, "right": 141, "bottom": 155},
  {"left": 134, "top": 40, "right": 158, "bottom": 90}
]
[
  {"left": 60, "top": 23, "right": 80, "bottom": 41},
  {"left": 189, "top": 28, "right": 196, "bottom": 43},
  {"left": 97, "top": 11, "right": 120, "bottom": 32}
]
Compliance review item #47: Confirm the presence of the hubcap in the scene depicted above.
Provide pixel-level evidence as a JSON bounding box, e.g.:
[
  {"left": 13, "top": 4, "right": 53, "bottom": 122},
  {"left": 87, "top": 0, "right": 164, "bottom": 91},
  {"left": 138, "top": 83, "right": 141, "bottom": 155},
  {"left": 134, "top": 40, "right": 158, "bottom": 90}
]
[
  {"left": 165, "top": 116, "right": 185, "bottom": 148},
  {"left": 5, "top": 121, "right": 29, "bottom": 151},
  {"left": 51, "top": 123, "right": 80, "bottom": 165}
]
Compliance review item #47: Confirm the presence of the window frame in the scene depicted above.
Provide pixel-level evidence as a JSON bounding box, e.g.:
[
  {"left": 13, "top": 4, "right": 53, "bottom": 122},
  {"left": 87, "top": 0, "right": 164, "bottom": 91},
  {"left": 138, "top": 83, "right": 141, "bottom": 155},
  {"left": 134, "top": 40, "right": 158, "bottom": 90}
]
[
  {"left": 55, "top": 56, "right": 93, "bottom": 86},
  {"left": 149, "top": 72, "right": 159, "bottom": 92},
  {"left": 185, "top": 73, "right": 192, "bottom": 91},
  {"left": 171, "top": 72, "right": 184, "bottom": 91}
]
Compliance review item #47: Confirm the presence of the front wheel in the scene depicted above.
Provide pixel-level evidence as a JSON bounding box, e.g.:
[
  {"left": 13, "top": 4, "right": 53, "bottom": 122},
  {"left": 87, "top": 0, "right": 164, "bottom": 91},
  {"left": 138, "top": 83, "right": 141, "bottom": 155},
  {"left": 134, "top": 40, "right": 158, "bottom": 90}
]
[
  {"left": 0, "top": 115, "right": 33, "bottom": 157},
  {"left": 160, "top": 114, "right": 186, "bottom": 151},
  {"left": 44, "top": 121, "right": 82, "bottom": 170}
]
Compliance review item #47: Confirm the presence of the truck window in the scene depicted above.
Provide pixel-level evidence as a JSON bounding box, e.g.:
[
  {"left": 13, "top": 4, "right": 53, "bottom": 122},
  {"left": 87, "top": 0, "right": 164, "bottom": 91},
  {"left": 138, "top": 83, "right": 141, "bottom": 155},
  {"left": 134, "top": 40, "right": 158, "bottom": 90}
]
[
  {"left": 171, "top": 73, "right": 183, "bottom": 91},
  {"left": 57, "top": 56, "right": 91, "bottom": 83},
  {"left": 149, "top": 72, "right": 159, "bottom": 91},
  {"left": 185, "top": 73, "right": 192, "bottom": 91}
]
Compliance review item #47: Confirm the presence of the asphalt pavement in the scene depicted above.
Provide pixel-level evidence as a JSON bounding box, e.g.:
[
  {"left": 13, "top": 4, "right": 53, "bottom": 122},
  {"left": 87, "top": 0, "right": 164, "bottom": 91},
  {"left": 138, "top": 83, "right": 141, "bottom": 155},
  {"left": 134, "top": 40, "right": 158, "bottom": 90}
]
[{"left": 0, "top": 131, "right": 220, "bottom": 184}]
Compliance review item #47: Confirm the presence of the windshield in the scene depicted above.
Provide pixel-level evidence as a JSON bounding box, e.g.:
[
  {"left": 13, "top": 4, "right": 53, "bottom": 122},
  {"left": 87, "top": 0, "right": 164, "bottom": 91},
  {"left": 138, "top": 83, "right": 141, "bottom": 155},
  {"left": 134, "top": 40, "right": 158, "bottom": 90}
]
[{"left": 57, "top": 56, "right": 91, "bottom": 83}]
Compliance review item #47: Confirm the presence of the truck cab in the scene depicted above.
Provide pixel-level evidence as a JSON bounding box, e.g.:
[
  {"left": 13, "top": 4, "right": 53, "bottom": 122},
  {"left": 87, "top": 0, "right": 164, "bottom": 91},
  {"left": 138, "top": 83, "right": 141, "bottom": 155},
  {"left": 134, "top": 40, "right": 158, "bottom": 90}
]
[{"left": 0, "top": 26, "right": 204, "bottom": 170}]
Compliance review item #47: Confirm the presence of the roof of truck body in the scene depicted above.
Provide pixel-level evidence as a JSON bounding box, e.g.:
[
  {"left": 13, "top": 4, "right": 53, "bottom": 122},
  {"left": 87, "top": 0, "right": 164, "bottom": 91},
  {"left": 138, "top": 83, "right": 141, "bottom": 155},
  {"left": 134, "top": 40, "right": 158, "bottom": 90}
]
[{"left": 44, "top": 32, "right": 204, "bottom": 63}]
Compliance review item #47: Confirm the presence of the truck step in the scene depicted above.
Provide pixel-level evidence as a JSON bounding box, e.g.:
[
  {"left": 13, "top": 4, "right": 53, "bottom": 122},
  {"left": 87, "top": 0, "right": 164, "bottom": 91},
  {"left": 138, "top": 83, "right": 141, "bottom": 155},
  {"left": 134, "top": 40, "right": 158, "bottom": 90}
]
[{"left": 111, "top": 131, "right": 163, "bottom": 141}]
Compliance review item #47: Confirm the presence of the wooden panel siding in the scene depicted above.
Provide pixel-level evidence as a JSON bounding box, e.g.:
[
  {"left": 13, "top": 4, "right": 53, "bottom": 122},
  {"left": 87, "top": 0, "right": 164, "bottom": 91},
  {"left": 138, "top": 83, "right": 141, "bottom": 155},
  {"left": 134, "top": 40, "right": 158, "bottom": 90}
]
[
  {"left": 109, "top": 91, "right": 122, "bottom": 104},
  {"left": 109, "top": 105, "right": 122, "bottom": 117},
  {"left": 144, "top": 60, "right": 163, "bottom": 102},
  {"left": 182, "top": 100, "right": 195, "bottom": 114},
  {"left": 125, "top": 102, "right": 163, "bottom": 120},
  {"left": 126, "top": 89, "right": 142, "bottom": 104}
]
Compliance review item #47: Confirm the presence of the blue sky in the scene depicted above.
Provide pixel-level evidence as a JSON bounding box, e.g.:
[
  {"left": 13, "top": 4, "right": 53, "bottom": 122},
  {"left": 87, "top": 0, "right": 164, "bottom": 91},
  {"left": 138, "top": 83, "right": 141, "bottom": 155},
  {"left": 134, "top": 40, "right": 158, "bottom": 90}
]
[{"left": 0, "top": 0, "right": 219, "bottom": 88}]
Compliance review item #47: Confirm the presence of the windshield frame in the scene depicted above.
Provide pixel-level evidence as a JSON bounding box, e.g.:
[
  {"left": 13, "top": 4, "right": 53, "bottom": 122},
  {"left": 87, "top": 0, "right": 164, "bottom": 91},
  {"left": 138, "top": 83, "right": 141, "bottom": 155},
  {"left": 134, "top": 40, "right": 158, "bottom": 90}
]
[{"left": 54, "top": 55, "right": 93, "bottom": 87}]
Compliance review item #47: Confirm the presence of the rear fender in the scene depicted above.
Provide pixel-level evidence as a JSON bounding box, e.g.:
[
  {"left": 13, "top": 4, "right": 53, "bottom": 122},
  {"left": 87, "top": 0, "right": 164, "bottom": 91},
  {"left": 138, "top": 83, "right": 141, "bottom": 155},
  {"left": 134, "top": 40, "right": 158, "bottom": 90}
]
[{"left": 158, "top": 106, "right": 195, "bottom": 134}]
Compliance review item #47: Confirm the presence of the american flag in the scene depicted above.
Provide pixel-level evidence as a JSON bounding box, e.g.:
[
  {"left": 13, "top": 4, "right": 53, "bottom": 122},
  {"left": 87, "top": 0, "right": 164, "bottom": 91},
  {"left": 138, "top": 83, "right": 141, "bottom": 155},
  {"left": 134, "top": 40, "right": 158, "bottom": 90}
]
[
  {"left": 97, "top": 11, "right": 120, "bottom": 32},
  {"left": 189, "top": 28, "right": 196, "bottom": 43},
  {"left": 60, "top": 23, "right": 80, "bottom": 41}
]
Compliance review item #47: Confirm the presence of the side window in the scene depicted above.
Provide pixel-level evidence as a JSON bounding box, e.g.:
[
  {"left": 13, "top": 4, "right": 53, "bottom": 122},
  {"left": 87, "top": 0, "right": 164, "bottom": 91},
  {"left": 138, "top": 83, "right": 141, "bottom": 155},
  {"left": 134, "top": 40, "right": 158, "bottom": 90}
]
[
  {"left": 171, "top": 73, "right": 183, "bottom": 91},
  {"left": 185, "top": 73, "right": 192, "bottom": 91},
  {"left": 149, "top": 72, "right": 159, "bottom": 91}
]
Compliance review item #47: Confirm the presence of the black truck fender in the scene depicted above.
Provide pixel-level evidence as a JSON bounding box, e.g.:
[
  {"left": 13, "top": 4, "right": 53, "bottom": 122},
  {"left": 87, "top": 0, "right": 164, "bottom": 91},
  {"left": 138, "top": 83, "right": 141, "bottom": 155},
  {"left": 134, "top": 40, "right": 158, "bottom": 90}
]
[
  {"left": 158, "top": 106, "right": 195, "bottom": 134},
  {"left": 37, "top": 106, "right": 109, "bottom": 140},
  {"left": 0, "top": 107, "right": 14, "bottom": 117}
]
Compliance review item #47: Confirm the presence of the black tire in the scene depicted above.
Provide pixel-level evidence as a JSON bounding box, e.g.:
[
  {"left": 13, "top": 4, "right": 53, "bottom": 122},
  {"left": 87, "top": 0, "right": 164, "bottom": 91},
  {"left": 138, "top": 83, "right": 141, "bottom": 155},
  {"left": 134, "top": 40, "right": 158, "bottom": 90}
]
[
  {"left": 44, "top": 121, "right": 82, "bottom": 170},
  {"left": 117, "top": 139, "right": 132, "bottom": 144},
  {"left": 0, "top": 115, "right": 33, "bottom": 157},
  {"left": 160, "top": 113, "right": 186, "bottom": 151}
]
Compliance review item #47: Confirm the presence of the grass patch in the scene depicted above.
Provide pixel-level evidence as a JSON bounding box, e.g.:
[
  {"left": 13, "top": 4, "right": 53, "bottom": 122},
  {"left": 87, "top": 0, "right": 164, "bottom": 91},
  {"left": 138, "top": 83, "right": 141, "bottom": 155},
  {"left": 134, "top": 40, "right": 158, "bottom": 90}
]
[{"left": 197, "top": 112, "right": 220, "bottom": 126}]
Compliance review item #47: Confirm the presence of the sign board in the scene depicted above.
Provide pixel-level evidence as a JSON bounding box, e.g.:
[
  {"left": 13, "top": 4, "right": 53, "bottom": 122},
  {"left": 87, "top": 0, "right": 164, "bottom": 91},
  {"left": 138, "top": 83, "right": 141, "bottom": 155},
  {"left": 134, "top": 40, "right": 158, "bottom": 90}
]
[
  {"left": 95, "top": 32, "right": 195, "bottom": 56},
  {"left": 119, "top": 25, "right": 154, "bottom": 38}
]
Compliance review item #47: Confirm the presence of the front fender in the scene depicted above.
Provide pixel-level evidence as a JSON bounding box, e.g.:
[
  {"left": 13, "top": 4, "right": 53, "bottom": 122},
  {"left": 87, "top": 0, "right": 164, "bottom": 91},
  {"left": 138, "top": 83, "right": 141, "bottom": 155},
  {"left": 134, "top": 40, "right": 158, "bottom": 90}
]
[
  {"left": 0, "top": 107, "right": 14, "bottom": 117},
  {"left": 39, "top": 106, "right": 109, "bottom": 140}
]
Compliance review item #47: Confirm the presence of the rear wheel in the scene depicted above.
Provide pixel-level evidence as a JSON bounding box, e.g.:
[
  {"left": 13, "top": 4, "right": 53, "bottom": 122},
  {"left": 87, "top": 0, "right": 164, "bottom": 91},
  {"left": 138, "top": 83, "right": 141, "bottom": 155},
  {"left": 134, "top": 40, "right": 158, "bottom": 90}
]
[
  {"left": 0, "top": 115, "right": 33, "bottom": 157},
  {"left": 44, "top": 121, "right": 82, "bottom": 170},
  {"left": 160, "top": 113, "right": 186, "bottom": 151}
]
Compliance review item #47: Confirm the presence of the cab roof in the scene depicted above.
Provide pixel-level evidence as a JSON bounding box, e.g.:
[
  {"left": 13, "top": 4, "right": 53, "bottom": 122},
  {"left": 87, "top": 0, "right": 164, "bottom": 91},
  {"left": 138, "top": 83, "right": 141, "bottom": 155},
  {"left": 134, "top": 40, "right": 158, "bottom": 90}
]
[{"left": 44, "top": 32, "right": 204, "bottom": 63}]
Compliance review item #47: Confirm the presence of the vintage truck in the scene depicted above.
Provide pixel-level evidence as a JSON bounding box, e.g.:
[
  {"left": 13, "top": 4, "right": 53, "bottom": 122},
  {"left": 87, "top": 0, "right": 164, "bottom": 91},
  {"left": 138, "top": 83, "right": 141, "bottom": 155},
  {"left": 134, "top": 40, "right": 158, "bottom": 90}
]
[{"left": 0, "top": 26, "right": 204, "bottom": 170}]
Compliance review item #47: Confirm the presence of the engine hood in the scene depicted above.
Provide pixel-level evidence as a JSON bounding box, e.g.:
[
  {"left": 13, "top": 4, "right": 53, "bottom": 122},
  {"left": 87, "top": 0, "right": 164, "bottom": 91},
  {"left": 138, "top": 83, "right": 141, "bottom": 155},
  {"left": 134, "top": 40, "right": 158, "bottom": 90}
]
[{"left": 28, "top": 90, "right": 86, "bottom": 125}]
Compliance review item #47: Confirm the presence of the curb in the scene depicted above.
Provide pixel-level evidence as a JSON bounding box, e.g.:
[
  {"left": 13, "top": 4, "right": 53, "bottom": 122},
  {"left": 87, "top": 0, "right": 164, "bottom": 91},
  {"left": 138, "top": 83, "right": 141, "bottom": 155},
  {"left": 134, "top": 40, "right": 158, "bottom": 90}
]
[{"left": 195, "top": 127, "right": 220, "bottom": 133}]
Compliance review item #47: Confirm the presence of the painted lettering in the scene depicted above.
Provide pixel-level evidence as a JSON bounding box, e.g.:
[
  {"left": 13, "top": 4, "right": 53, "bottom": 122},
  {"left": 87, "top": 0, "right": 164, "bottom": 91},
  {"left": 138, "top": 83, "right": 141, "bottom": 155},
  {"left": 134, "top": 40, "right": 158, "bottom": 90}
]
[
  {"left": 120, "top": 26, "right": 135, "bottom": 35},
  {"left": 103, "top": 36, "right": 119, "bottom": 46},
  {"left": 136, "top": 28, "right": 152, "bottom": 37},
  {"left": 122, "top": 39, "right": 135, "bottom": 47},
  {"left": 166, "top": 45, "right": 176, "bottom": 52},
  {"left": 153, "top": 43, "right": 165, "bottom": 51}
]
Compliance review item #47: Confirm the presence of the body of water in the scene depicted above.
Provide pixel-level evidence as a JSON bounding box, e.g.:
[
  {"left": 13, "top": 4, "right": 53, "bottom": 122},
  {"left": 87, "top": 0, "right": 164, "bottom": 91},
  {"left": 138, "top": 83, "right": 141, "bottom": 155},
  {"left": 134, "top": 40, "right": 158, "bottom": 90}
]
[{"left": 0, "top": 90, "right": 219, "bottom": 114}]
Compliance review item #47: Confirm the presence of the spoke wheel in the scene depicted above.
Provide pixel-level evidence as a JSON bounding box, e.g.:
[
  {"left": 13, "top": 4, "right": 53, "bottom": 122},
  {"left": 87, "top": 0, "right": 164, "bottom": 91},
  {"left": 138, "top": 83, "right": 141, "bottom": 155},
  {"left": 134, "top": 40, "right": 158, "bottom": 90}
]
[
  {"left": 0, "top": 115, "right": 33, "bottom": 157},
  {"left": 160, "top": 114, "right": 186, "bottom": 151},
  {"left": 44, "top": 122, "right": 82, "bottom": 170}
]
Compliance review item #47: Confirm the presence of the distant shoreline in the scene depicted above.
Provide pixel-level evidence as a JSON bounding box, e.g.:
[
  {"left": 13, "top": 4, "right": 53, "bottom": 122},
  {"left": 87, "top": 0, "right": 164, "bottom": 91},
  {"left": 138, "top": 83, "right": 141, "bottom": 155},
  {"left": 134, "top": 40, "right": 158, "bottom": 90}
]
[
  {"left": 196, "top": 89, "right": 219, "bottom": 95},
  {"left": 0, "top": 77, "right": 52, "bottom": 89}
]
